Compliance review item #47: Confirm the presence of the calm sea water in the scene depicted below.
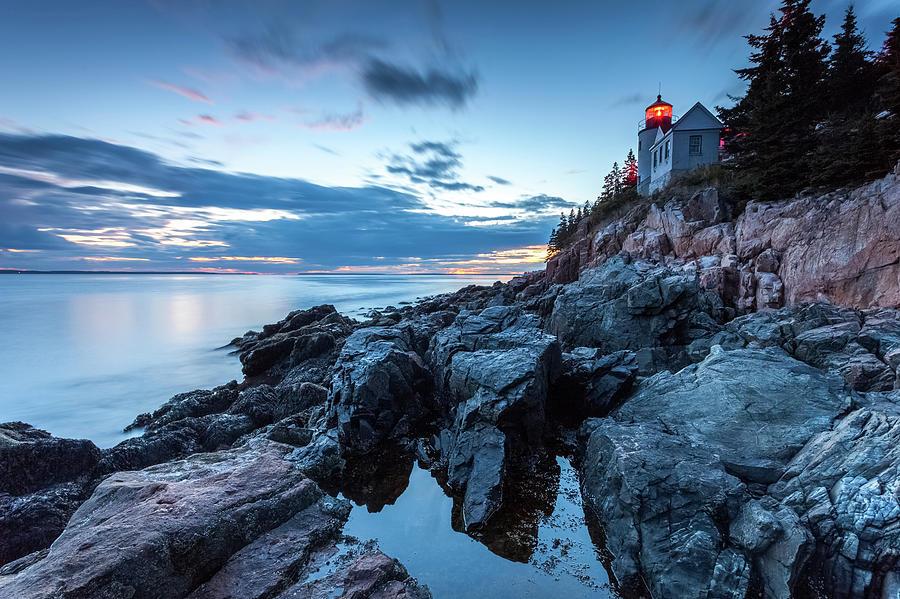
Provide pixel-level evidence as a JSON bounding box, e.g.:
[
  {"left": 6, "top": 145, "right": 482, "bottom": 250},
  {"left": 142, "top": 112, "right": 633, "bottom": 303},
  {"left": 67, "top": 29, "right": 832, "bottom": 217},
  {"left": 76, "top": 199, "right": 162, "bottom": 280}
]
[{"left": 0, "top": 273, "right": 506, "bottom": 447}]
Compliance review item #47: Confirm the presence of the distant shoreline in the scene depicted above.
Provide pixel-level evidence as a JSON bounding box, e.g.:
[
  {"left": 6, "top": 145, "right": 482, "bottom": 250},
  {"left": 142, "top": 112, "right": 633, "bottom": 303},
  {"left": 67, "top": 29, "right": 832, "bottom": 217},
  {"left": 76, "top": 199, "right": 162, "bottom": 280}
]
[{"left": 0, "top": 269, "right": 527, "bottom": 276}]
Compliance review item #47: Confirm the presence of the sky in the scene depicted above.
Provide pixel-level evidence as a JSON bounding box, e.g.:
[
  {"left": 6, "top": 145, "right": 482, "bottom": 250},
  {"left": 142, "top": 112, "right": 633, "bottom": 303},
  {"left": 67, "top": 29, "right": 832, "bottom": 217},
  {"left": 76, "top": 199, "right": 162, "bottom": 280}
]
[{"left": 0, "top": 0, "right": 896, "bottom": 274}]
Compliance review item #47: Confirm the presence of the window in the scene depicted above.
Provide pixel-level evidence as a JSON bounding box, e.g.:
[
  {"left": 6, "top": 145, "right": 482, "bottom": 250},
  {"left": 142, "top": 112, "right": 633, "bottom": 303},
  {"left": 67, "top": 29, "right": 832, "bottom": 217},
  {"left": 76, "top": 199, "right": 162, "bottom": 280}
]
[
  {"left": 664, "top": 140, "right": 670, "bottom": 160},
  {"left": 653, "top": 150, "right": 657, "bottom": 168},
  {"left": 689, "top": 135, "right": 703, "bottom": 155},
  {"left": 638, "top": 140, "right": 642, "bottom": 151}
]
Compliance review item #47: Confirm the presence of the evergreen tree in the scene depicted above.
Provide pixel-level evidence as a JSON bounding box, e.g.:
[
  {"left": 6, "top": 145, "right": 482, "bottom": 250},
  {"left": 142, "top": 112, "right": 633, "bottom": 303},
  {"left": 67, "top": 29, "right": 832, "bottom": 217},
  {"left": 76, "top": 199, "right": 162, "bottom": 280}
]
[
  {"left": 810, "top": 5, "right": 882, "bottom": 188},
  {"left": 568, "top": 208, "right": 576, "bottom": 232},
  {"left": 622, "top": 150, "right": 639, "bottom": 188},
  {"left": 601, "top": 171, "right": 615, "bottom": 200},
  {"left": 583, "top": 200, "right": 590, "bottom": 217},
  {"left": 610, "top": 162, "right": 622, "bottom": 194},
  {"left": 827, "top": 5, "right": 875, "bottom": 113},
  {"left": 547, "top": 227, "right": 558, "bottom": 259},
  {"left": 719, "top": 0, "right": 830, "bottom": 200},
  {"left": 556, "top": 212, "right": 568, "bottom": 245},
  {"left": 875, "top": 17, "right": 900, "bottom": 168},
  {"left": 576, "top": 206, "right": 583, "bottom": 221},
  {"left": 876, "top": 18, "right": 900, "bottom": 119}
]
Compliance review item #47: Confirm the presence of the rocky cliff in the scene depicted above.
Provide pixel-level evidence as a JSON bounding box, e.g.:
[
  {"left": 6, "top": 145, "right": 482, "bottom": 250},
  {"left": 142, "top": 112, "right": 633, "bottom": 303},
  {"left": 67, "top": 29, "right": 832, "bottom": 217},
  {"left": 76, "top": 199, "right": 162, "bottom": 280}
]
[{"left": 546, "top": 161, "right": 900, "bottom": 312}]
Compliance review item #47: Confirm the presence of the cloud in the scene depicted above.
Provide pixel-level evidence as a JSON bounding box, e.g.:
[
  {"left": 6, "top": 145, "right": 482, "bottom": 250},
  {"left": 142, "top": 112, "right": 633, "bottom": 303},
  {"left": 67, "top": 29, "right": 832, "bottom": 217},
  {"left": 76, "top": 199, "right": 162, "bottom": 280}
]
[
  {"left": 0, "top": 118, "right": 33, "bottom": 135},
  {"left": 672, "top": 1, "right": 779, "bottom": 51},
  {"left": 187, "top": 256, "right": 300, "bottom": 264},
  {"left": 385, "top": 139, "right": 484, "bottom": 192},
  {"left": 0, "top": 133, "right": 562, "bottom": 273},
  {"left": 235, "top": 110, "right": 274, "bottom": 122},
  {"left": 227, "top": 25, "right": 478, "bottom": 109},
  {"left": 301, "top": 105, "right": 367, "bottom": 131},
  {"left": 488, "top": 194, "right": 572, "bottom": 213},
  {"left": 487, "top": 175, "right": 511, "bottom": 185},
  {"left": 362, "top": 59, "right": 477, "bottom": 108},
  {"left": 227, "top": 28, "right": 387, "bottom": 74},
  {"left": 186, "top": 157, "right": 224, "bottom": 167},
  {"left": 611, "top": 93, "right": 645, "bottom": 108},
  {"left": 313, "top": 143, "right": 341, "bottom": 156},
  {"left": 146, "top": 80, "right": 213, "bottom": 104},
  {"left": 196, "top": 115, "right": 223, "bottom": 127}
]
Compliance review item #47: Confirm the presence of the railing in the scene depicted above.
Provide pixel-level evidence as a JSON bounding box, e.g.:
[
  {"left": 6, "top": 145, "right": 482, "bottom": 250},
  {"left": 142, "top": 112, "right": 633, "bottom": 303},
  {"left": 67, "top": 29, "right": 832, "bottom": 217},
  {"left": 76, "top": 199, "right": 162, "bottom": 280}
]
[{"left": 638, "top": 114, "right": 680, "bottom": 132}]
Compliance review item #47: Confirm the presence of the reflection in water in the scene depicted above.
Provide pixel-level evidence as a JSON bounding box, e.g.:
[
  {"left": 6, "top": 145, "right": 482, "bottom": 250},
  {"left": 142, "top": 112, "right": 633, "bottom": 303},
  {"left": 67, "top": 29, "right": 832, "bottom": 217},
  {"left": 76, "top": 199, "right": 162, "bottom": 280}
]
[
  {"left": 334, "top": 447, "right": 415, "bottom": 513},
  {"left": 341, "top": 454, "right": 614, "bottom": 599},
  {"left": 453, "top": 452, "right": 561, "bottom": 563}
]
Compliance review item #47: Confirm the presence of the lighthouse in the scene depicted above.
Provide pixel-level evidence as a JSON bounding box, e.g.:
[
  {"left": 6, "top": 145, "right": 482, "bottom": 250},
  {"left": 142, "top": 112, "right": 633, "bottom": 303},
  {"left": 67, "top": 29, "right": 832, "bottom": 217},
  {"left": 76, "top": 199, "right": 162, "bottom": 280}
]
[
  {"left": 635, "top": 94, "right": 723, "bottom": 195},
  {"left": 637, "top": 95, "right": 673, "bottom": 194}
]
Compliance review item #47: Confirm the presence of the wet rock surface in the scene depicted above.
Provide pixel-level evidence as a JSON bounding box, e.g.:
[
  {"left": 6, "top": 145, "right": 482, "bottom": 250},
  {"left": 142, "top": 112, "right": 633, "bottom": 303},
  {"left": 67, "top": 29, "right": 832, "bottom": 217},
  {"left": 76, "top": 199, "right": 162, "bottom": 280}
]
[{"left": 3, "top": 173, "right": 900, "bottom": 598}]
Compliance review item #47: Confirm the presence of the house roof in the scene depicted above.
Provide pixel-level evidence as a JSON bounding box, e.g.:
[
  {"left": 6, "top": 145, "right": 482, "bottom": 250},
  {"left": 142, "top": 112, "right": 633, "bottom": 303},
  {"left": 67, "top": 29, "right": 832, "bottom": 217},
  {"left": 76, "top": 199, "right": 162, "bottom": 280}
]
[{"left": 672, "top": 102, "right": 723, "bottom": 131}]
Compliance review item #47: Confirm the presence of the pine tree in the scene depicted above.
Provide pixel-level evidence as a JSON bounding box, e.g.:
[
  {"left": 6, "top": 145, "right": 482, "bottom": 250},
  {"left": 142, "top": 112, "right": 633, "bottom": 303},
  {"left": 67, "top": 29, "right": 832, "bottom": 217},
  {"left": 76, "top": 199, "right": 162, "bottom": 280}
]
[
  {"left": 875, "top": 17, "right": 900, "bottom": 168},
  {"left": 601, "top": 171, "right": 615, "bottom": 200},
  {"left": 583, "top": 200, "right": 590, "bottom": 217},
  {"left": 567, "top": 209, "right": 576, "bottom": 233},
  {"left": 547, "top": 227, "right": 558, "bottom": 259},
  {"left": 719, "top": 0, "right": 830, "bottom": 201},
  {"left": 556, "top": 212, "right": 568, "bottom": 247},
  {"left": 810, "top": 5, "right": 882, "bottom": 188},
  {"left": 827, "top": 5, "right": 875, "bottom": 114},
  {"left": 622, "top": 150, "right": 639, "bottom": 188},
  {"left": 610, "top": 162, "right": 622, "bottom": 195},
  {"left": 876, "top": 18, "right": 900, "bottom": 119}
]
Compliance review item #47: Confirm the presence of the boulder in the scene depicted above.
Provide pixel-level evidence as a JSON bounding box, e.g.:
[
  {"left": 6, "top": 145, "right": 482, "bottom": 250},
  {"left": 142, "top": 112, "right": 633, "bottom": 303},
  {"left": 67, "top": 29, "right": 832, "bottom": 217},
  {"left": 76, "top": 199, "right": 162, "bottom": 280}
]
[
  {"left": 0, "top": 423, "right": 102, "bottom": 566},
  {"left": 545, "top": 255, "right": 717, "bottom": 354},
  {"left": 330, "top": 325, "right": 432, "bottom": 453},
  {"left": 614, "top": 346, "right": 851, "bottom": 484},
  {"left": 579, "top": 346, "right": 855, "bottom": 597},
  {"left": 0, "top": 422, "right": 100, "bottom": 495},
  {"left": 428, "top": 306, "right": 561, "bottom": 529},
  {"left": 0, "top": 482, "right": 95, "bottom": 567},
  {"left": 0, "top": 440, "right": 325, "bottom": 599},
  {"left": 580, "top": 419, "right": 748, "bottom": 599}
]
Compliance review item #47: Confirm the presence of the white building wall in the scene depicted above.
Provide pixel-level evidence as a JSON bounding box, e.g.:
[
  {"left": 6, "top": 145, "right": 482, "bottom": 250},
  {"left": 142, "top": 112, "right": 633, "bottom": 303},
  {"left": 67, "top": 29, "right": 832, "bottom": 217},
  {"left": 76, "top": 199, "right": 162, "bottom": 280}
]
[
  {"left": 648, "top": 129, "right": 720, "bottom": 193},
  {"left": 671, "top": 129, "right": 721, "bottom": 172},
  {"left": 649, "top": 131, "right": 674, "bottom": 193}
]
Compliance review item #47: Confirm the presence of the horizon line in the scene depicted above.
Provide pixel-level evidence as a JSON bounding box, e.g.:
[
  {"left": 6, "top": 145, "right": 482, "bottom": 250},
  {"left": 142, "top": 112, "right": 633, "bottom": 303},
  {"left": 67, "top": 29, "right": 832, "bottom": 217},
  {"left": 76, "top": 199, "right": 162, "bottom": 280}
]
[{"left": 0, "top": 269, "right": 532, "bottom": 276}]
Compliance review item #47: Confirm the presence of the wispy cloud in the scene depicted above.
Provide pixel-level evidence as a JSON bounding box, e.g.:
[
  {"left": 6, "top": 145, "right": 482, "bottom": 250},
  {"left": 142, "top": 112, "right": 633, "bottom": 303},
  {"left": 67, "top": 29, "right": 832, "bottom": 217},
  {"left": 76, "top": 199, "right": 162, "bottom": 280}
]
[
  {"left": 226, "top": 25, "right": 478, "bottom": 109},
  {"left": 187, "top": 256, "right": 300, "bottom": 263},
  {"left": 487, "top": 175, "right": 511, "bottom": 185},
  {"left": 362, "top": 60, "right": 477, "bottom": 108},
  {"left": 0, "top": 118, "right": 33, "bottom": 135},
  {"left": 385, "top": 139, "right": 484, "bottom": 193},
  {"left": 235, "top": 110, "right": 274, "bottom": 122},
  {"left": 146, "top": 79, "right": 213, "bottom": 104},
  {"left": 313, "top": 143, "right": 341, "bottom": 156},
  {"left": 196, "top": 114, "right": 223, "bottom": 127},
  {"left": 81, "top": 256, "right": 150, "bottom": 262},
  {"left": 301, "top": 105, "right": 367, "bottom": 131}
]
